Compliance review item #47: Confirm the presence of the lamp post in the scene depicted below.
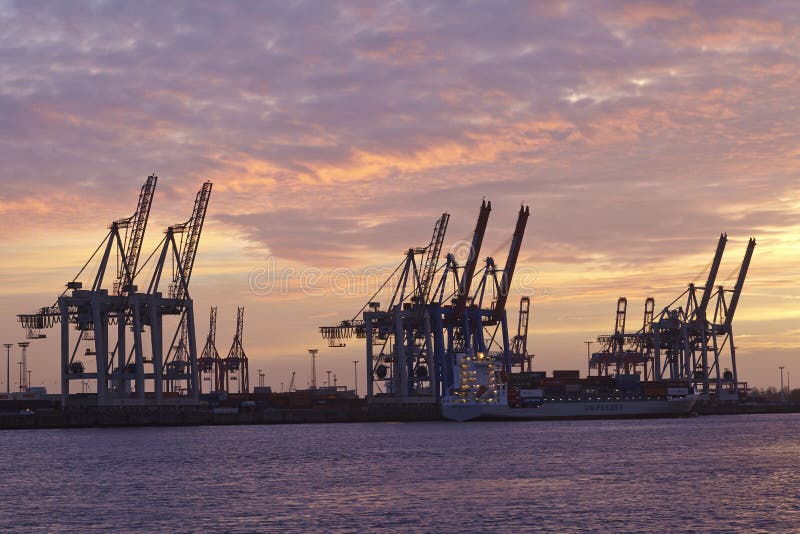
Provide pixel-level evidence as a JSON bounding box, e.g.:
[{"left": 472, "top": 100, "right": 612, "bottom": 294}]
[
  {"left": 584, "top": 341, "right": 593, "bottom": 376},
  {"left": 2, "top": 344, "right": 11, "bottom": 394},
  {"left": 308, "top": 349, "right": 318, "bottom": 389},
  {"left": 18, "top": 342, "right": 30, "bottom": 392},
  {"left": 779, "top": 366, "right": 785, "bottom": 402},
  {"left": 353, "top": 360, "right": 359, "bottom": 397}
]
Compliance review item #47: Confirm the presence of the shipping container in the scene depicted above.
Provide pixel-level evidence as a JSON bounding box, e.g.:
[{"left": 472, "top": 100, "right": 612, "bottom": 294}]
[
  {"left": 582, "top": 375, "right": 614, "bottom": 386},
  {"left": 615, "top": 373, "right": 640, "bottom": 384},
  {"left": 659, "top": 379, "right": 692, "bottom": 388},
  {"left": 540, "top": 378, "right": 565, "bottom": 386},
  {"left": 667, "top": 387, "right": 689, "bottom": 396},
  {"left": 508, "top": 372, "right": 544, "bottom": 387},
  {"left": 553, "top": 370, "right": 580, "bottom": 379}
]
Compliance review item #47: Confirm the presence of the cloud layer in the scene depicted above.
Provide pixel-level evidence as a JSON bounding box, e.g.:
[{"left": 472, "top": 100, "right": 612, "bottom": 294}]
[{"left": 0, "top": 1, "right": 798, "bottom": 388}]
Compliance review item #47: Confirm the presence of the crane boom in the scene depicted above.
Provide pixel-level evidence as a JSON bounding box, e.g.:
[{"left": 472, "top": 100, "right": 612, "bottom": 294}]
[
  {"left": 723, "top": 238, "right": 756, "bottom": 329},
  {"left": 235, "top": 305, "right": 244, "bottom": 341},
  {"left": 643, "top": 297, "right": 654, "bottom": 332},
  {"left": 615, "top": 297, "right": 627, "bottom": 337},
  {"left": 612, "top": 297, "right": 627, "bottom": 353},
  {"left": 226, "top": 306, "right": 247, "bottom": 360},
  {"left": 454, "top": 200, "right": 492, "bottom": 316},
  {"left": 698, "top": 233, "right": 727, "bottom": 317},
  {"left": 169, "top": 181, "right": 212, "bottom": 300},
  {"left": 510, "top": 296, "right": 531, "bottom": 370},
  {"left": 115, "top": 175, "right": 157, "bottom": 294},
  {"left": 208, "top": 306, "right": 217, "bottom": 346},
  {"left": 517, "top": 296, "right": 530, "bottom": 346},
  {"left": 417, "top": 213, "right": 450, "bottom": 304},
  {"left": 492, "top": 204, "right": 530, "bottom": 322}
]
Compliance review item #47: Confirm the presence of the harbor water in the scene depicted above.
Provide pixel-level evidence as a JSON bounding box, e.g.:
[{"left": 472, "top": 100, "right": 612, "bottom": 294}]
[{"left": 0, "top": 414, "right": 798, "bottom": 532}]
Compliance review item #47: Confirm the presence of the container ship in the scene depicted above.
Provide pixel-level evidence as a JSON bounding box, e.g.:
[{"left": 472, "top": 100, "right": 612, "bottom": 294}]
[{"left": 441, "top": 352, "right": 696, "bottom": 422}]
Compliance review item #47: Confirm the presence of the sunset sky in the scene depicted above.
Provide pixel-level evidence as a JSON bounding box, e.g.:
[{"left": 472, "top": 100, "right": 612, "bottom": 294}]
[{"left": 0, "top": 1, "right": 798, "bottom": 392}]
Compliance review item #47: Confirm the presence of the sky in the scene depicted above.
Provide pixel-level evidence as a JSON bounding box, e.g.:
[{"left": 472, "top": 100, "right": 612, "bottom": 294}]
[{"left": 0, "top": 0, "right": 798, "bottom": 392}]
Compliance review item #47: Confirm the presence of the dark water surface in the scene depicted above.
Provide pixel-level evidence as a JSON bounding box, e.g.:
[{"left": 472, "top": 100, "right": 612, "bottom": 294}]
[{"left": 0, "top": 414, "right": 797, "bottom": 532}]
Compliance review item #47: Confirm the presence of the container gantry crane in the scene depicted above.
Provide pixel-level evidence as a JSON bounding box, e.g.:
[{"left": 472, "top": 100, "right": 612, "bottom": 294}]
[
  {"left": 198, "top": 306, "right": 222, "bottom": 394},
  {"left": 364, "top": 212, "right": 451, "bottom": 399},
  {"left": 222, "top": 306, "right": 249, "bottom": 394},
  {"left": 320, "top": 200, "right": 530, "bottom": 404},
  {"left": 653, "top": 234, "right": 756, "bottom": 399},
  {"left": 17, "top": 175, "right": 158, "bottom": 405},
  {"left": 17, "top": 176, "right": 213, "bottom": 406},
  {"left": 165, "top": 318, "right": 189, "bottom": 393},
  {"left": 510, "top": 296, "right": 532, "bottom": 372},
  {"left": 591, "top": 297, "right": 651, "bottom": 378},
  {"left": 320, "top": 212, "right": 452, "bottom": 398},
  {"left": 655, "top": 233, "right": 728, "bottom": 387},
  {"left": 706, "top": 237, "right": 756, "bottom": 398},
  {"left": 591, "top": 234, "right": 756, "bottom": 400}
]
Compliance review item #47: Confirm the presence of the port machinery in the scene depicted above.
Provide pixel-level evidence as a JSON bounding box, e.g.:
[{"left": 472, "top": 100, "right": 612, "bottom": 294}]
[
  {"left": 17, "top": 175, "right": 213, "bottom": 406},
  {"left": 590, "top": 233, "right": 756, "bottom": 400},
  {"left": 198, "top": 306, "right": 222, "bottom": 394},
  {"left": 194, "top": 304, "right": 251, "bottom": 395},
  {"left": 510, "top": 296, "right": 532, "bottom": 372},
  {"left": 320, "top": 200, "right": 530, "bottom": 403},
  {"left": 219, "top": 306, "right": 250, "bottom": 394}
]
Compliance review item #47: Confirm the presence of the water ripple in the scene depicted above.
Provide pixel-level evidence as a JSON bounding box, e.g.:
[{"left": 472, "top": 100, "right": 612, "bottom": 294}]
[{"left": 0, "top": 414, "right": 798, "bottom": 532}]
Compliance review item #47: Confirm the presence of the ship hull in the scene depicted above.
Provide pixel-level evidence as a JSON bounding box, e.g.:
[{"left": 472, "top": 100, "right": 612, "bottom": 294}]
[{"left": 442, "top": 396, "right": 697, "bottom": 422}]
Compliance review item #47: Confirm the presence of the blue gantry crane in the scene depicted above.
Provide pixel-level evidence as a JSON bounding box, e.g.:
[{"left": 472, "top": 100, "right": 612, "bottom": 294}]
[
  {"left": 510, "top": 296, "right": 532, "bottom": 372},
  {"left": 17, "top": 176, "right": 212, "bottom": 406},
  {"left": 198, "top": 306, "right": 222, "bottom": 394},
  {"left": 590, "top": 234, "right": 756, "bottom": 400},
  {"left": 220, "top": 306, "right": 250, "bottom": 394},
  {"left": 320, "top": 200, "right": 530, "bottom": 404}
]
